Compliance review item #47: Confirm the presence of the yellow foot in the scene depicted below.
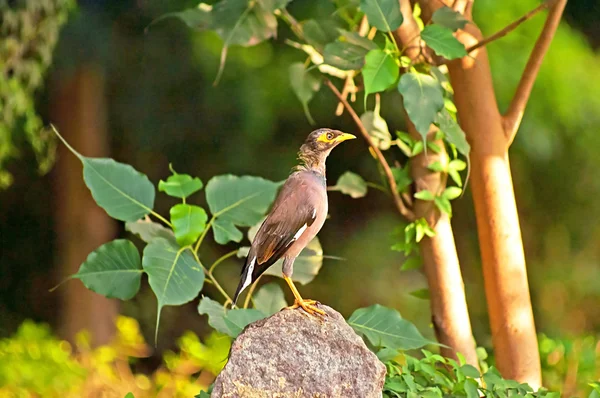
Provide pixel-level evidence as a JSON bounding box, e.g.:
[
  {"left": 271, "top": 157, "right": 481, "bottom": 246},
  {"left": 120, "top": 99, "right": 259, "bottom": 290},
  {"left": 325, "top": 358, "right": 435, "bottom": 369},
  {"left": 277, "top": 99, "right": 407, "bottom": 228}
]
[{"left": 288, "top": 299, "right": 326, "bottom": 316}]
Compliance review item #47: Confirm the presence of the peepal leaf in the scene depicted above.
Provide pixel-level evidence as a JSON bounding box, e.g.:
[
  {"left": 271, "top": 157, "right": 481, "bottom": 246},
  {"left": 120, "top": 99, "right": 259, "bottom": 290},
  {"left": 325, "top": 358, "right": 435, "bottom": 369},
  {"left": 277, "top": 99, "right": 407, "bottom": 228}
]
[
  {"left": 362, "top": 49, "right": 399, "bottom": 98},
  {"left": 348, "top": 304, "right": 432, "bottom": 350},
  {"left": 289, "top": 63, "right": 321, "bottom": 124},
  {"left": 323, "top": 41, "right": 370, "bottom": 71},
  {"left": 253, "top": 283, "right": 287, "bottom": 315},
  {"left": 360, "top": 0, "right": 403, "bottom": 31},
  {"left": 224, "top": 309, "right": 266, "bottom": 337},
  {"left": 53, "top": 128, "right": 155, "bottom": 222},
  {"left": 361, "top": 98, "right": 392, "bottom": 150},
  {"left": 398, "top": 72, "right": 445, "bottom": 139},
  {"left": 431, "top": 6, "right": 468, "bottom": 31},
  {"left": 303, "top": 19, "right": 339, "bottom": 52},
  {"left": 170, "top": 204, "right": 208, "bottom": 246},
  {"left": 198, "top": 297, "right": 229, "bottom": 335},
  {"left": 126, "top": 218, "right": 176, "bottom": 244},
  {"left": 421, "top": 25, "right": 467, "bottom": 60},
  {"left": 143, "top": 238, "right": 205, "bottom": 341},
  {"left": 158, "top": 172, "right": 203, "bottom": 199},
  {"left": 205, "top": 175, "right": 279, "bottom": 244},
  {"left": 331, "top": 171, "right": 368, "bottom": 198},
  {"left": 73, "top": 239, "right": 143, "bottom": 300},
  {"left": 435, "top": 108, "right": 470, "bottom": 156}
]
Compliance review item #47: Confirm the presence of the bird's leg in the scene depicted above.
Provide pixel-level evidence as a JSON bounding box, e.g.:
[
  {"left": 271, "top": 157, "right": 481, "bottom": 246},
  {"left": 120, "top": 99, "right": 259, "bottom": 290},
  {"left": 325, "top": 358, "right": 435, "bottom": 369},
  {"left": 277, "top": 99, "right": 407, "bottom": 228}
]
[{"left": 283, "top": 275, "right": 325, "bottom": 316}]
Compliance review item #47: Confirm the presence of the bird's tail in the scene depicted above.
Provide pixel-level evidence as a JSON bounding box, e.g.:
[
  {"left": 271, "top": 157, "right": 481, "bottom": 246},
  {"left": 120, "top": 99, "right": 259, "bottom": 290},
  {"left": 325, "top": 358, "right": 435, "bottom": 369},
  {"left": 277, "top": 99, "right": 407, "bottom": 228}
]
[{"left": 232, "top": 252, "right": 257, "bottom": 305}]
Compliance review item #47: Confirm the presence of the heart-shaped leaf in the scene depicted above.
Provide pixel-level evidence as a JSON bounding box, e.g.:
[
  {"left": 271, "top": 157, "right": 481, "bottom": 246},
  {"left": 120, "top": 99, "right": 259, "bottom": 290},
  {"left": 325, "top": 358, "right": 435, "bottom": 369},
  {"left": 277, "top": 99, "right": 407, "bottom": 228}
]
[
  {"left": 158, "top": 171, "right": 203, "bottom": 199},
  {"left": 431, "top": 6, "right": 468, "bottom": 31},
  {"left": 205, "top": 175, "right": 279, "bottom": 244},
  {"left": 362, "top": 49, "right": 399, "bottom": 98},
  {"left": 360, "top": 0, "right": 403, "bottom": 32},
  {"left": 348, "top": 304, "right": 432, "bottom": 350},
  {"left": 253, "top": 283, "right": 287, "bottom": 315},
  {"left": 170, "top": 204, "right": 208, "bottom": 246},
  {"left": 331, "top": 171, "right": 368, "bottom": 198},
  {"left": 73, "top": 239, "right": 143, "bottom": 300},
  {"left": 289, "top": 63, "right": 321, "bottom": 124},
  {"left": 398, "top": 72, "right": 445, "bottom": 140},
  {"left": 421, "top": 25, "right": 467, "bottom": 60},
  {"left": 143, "top": 238, "right": 205, "bottom": 341}
]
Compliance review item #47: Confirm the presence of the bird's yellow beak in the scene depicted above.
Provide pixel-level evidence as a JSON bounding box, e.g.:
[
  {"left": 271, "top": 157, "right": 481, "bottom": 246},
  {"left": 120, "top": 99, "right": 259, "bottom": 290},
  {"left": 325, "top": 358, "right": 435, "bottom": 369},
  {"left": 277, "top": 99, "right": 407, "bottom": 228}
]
[{"left": 335, "top": 133, "right": 357, "bottom": 142}]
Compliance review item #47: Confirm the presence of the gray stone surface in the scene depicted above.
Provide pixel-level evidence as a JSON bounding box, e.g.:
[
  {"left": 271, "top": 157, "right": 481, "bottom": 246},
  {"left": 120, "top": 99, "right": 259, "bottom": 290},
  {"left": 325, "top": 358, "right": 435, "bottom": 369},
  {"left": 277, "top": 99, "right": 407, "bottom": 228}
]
[{"left": 211, "top": 305, "right": 386, "bottom": 398}]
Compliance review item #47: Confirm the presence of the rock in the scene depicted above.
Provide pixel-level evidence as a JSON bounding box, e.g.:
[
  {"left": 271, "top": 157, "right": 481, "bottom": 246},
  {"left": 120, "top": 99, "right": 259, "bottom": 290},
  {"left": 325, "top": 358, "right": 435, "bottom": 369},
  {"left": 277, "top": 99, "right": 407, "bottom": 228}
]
[{"left": 211, "top": 305, "right": 386, "bottom": 398}]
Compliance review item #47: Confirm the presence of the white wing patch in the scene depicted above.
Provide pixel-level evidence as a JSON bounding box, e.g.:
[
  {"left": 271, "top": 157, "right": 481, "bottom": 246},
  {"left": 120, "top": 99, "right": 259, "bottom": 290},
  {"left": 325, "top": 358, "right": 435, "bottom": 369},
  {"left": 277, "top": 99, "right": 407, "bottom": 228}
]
[
  {"left": 240, "top": 256, "right": 256, "bottom": 293},
  {"left": 292, "top": 224, "right": 308, "bottom": 241}
]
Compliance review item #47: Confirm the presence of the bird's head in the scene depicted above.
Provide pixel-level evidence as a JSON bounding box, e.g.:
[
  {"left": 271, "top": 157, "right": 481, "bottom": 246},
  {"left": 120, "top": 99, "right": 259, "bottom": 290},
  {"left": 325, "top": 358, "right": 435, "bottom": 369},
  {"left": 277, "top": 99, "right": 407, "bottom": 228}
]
[{"left": 298, "top": 128, "right": 356, "bottom": 173}]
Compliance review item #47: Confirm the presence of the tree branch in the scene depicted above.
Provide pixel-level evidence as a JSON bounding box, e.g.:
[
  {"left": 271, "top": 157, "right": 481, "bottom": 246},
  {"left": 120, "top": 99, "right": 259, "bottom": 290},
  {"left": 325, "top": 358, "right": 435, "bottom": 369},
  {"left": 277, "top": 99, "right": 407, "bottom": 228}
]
[
  {"left": 325, "top": 79, "right": 415, "bottom": 221},
  {"left": 503, "top": 0, "right": 567, "bottom": 143},
  {"left": 464, "top": 1, "right": 551, "bottom": 54}
]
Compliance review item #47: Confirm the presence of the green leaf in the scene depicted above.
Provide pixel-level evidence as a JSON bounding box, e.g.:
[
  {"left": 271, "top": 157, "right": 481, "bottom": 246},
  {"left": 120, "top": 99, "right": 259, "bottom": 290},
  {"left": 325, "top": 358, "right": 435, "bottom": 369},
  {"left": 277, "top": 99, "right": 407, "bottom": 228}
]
[
  {"left": 302, "top": 19, "right": 339, "bottom": 52},
  {"left": 431, "top": 6, "right": 468, "bottom": 31},
  {"left": 196, "top": 391, "right": 211, "bottom": 398},
  {"left": 150, "top": 6, "right": 212, "bottom": 31},
  {"left": 448, "top": 159, "right": 466, "bottom": 171},
  {"left": 253, "top": 283, "right": 287, "bottom": 315},
  {"left": 125, "top": 218, "right": 176, "bottom": 244},
  {"left": 460, "top": 364, "right": 481, "bottom": 378},
  {"left": 398, "top": 73, "right": 445, "bottom": 140},
  {"left": 348, "top": 304, "right": 432, "bottom": 350},
  {"left": 391, "top": 167, "right": 412, "bottom": 193},
  {"left": 55, "top": 129, "right": 156, "bottom": 222},
  {"left": 414, "top": 190, "right": 435, "bottom": 201},
  {"left": 289, "top": 63, "right": 321, "bottom": 124},
  {"left": 409, "top": 288, "right": 429, "bottom": 300},
  {"left": 442, "top": 186, "right": 462, "bottom": 200},
  {"left": 360, "top": 0, "right": 403, "bottom": 32},
  {"left": 143, "top": 239, "right": 205, "bottom": 341},
  {"left": 401, "top": 256, "right": 422, "bottom": 271},
  {"left": 428, "top": 161, "right": 446, "bottom": 172},
  {"left": 421, "top": 25, "right": 467, "bottom": 60},
  {"left": 434, "top": 196, "right": 452, "bottom": 216},
  {"left": 264, "top": 237, "right": 323, "bottom": 284},
  {"left": 73, "top": 239, "right": 143, "bottom": 300},
  {"left": 124, "top": 393, "right": 135, "bottom": 398},
  {"left": 323, "top": 41, "right": 371, "bottom": 71},
  {"left": 363, "top": 49, "right": 399, "bottom": 98},
  {"left": 332, "top": 171, "right": 368, "bottom": 198},
  {"left": 448, "top": 169, "right": 462, "bottom": 187},
  {"left": 361, "top": 97, "right": 392, "bottom": 150},
  {"left": 377, "top": 347, "right": 399, "bottom": 363},
  {"left": 257, "top": 0, "right": 291, "bottom": 12},
  {"left": 198, "top": 297, "right": 230, "bottom": 335},
  {"left": 158, "top": 171, "right": 203, "bottom": 199},
  {"left": 435, "top": 109, "right": 470, "bottom": 156},
  {"left": 224, "top": 308, "right": 266, "bottom": 337},
  {"left": 464, "top": 379, "right": 480, "bottom": 398},
  {"left": 170, "top": 204, "right": 208, "bottom": 246},
  {"left": 205, "top": 175, "right": 280, "bottom": 244},
  {"left": 411, "top": 141, "right": 424, "bottom": 156}
]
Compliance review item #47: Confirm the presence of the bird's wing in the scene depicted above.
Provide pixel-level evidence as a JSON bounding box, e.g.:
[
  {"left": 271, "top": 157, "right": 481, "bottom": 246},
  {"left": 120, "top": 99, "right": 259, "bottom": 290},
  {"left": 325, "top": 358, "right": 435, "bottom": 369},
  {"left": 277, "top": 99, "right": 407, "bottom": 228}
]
[{"left": 252, "top": 179, "right": 317, "bottom": 266}]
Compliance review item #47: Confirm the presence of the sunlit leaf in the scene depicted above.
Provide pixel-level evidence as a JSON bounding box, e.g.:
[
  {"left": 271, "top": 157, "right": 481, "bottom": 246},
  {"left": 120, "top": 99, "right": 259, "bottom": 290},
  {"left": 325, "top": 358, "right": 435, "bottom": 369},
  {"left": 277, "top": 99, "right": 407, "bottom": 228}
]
[
  {"left": 331, "top": 171, "right": 368, "bottom": 198},
  {"left": 434, "top": 196, "right": 452, "bottom": 216},
  {"left": 170, "top": 204, "right": 208, "bottom": 246},
  {"left": 289, "top": 63, "right": 321, "bottom": 124},
  {"left": 431, "top": 6, "right": 468, "bottom": 32},
  {"left": 398, "top": 72, "right": 445, "bottom": 140},
  {"left": 421, "top": 25, "right": 467, "bottom": 60},
  {"left": 143, "top": 239, "right": 205, "bottom": 341},
  {"left": 158, "top": 170, "right": 203, "bottom": 199},
  {"left": 409, "top": 288, "right": 430, "bottom": 300},
  {"left": 414, "top": 190, "right": 435, "bottom": 201},
  {"left": 253, "top": 283, "right": 287, "bottom": 315},
  {"left": 435, "top": 108, "right": 470, "bottom": 156},
  {"left": 442, "top": 186, "right": 462, "bottom": 200},
  {"left": 360, "top": 0, "right": 403, "bottom": 32},
  {"left": 464, "top": 379, "right": 480, "bottom": 398},
  {"left": 73, "top": 239, "right": 143, "bottom": 300},
  {"left": 348, "top": 304, "right": 432, "bottom": 350},
  {"left": 205, "top": 175, "right": 279, "bottom": 244},
  {"left": 126, "top": 218, "right": 176, "bottom": 244},
  {"left": 223, "top": 308, "right": 266, "bottom": 337},
  {"left": 400, "top": 256, "right": 422, "bottom": 271},
  {"left": 362, "top": 49, "right": 399, "bottom": 98}
]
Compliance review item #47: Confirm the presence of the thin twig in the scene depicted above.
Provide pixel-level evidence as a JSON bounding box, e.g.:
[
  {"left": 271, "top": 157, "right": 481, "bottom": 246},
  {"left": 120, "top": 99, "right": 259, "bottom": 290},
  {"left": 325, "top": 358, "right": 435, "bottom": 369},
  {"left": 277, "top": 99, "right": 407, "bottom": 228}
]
[
  {"left": 503, "top": 0, "right": 567, "bottom": 143},
  {"left": 465, "top": 1, "right": 552, "bottom": 54},
  {"left": 325, "top": 79, "right": 415, "bottom": 220}
]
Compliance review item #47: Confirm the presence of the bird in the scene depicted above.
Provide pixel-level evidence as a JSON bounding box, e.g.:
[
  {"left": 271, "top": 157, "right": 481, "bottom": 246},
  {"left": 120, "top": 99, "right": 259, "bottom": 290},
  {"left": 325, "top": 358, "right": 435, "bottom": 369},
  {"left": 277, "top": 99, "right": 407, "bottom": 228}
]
[{"left": 232, "top": 128, "right": 356, "bottom": 316}]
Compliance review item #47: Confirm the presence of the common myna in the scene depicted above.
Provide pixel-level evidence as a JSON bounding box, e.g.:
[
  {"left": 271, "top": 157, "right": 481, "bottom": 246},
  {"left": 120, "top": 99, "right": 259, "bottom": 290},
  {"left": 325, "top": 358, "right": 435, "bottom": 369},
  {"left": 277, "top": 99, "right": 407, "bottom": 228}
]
[{"left": 233, "top": 128, "right": 356, "bottom": 315}]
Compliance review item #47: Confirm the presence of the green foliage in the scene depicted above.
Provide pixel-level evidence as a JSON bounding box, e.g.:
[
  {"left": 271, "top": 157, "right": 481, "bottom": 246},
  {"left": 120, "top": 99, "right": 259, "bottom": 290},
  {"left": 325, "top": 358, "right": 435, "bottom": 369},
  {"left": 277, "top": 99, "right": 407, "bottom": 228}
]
[
  {"left": 0, "top": 0, "right": 74, "bottom": 188},
  {"left": 398, "top": 72, "right": 446, "bottom": 139},
  {"left": 170, "top": 204, "right": 208, "bottom": 246},
  {"left": 72, "top": 239, "right": 143, "bottom": 300},
  {"left": 330, "top": 171, "right": 368, "bottom": 198},
  {"left": 253, "top": 283, "right": 288, "bottom": 315},
  {"left": 359, "top": 0, "right": 403, "bottom": 32},
  {"left": 431, "top": 6, "right": 469, "bottom": 31},
  {"left": 158, "top": 166, "right": 203, "bottom": 199},
  {"left": 323, "top": 33, "right": 376, "bottom": 71},
  {"left": 363, "top": 48, "right": 399, "bottom": 98},
  {"left": 289, "top": 62, "right": 321, "bottom": 124},
  {"left": 420, "top": 25, "right": 467, "bottom": 60}
]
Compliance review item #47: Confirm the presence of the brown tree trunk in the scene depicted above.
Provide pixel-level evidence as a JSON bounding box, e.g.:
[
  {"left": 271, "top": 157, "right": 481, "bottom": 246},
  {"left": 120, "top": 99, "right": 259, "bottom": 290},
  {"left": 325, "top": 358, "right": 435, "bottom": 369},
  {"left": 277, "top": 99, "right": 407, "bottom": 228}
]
[
  {"left": 51, "top": 66, "right": 118, "bottom": 346},
  {"left": 410, "top": 128, "right": 479, "bottom": 367}
]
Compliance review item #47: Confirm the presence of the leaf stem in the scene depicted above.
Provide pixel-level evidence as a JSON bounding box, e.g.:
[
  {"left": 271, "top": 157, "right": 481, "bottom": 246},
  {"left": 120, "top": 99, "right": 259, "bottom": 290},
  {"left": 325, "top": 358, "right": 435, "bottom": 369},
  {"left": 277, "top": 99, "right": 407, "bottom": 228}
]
[
  {"left": 189, "top": 248, "right": 232, "bottom": 306},
  {"left": 366, "top": 181, "right": 389, "bottom": 193},
  {"left": 151, "top": 211, "right": 173, "bottom": 228},
  {"left": 209, "top": 250, "right": 238, "bottom": 274},
  {"left": 194, "top": 216, "right": 214, "bottom": 253}
]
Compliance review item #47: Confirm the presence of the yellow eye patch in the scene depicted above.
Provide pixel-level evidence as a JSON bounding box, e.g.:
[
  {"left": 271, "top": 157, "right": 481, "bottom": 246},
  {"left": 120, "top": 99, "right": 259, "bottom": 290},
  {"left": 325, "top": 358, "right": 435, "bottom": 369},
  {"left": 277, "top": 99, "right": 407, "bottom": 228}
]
[{"left": 317, "top": 132, "right": 335, "bottom": 143}]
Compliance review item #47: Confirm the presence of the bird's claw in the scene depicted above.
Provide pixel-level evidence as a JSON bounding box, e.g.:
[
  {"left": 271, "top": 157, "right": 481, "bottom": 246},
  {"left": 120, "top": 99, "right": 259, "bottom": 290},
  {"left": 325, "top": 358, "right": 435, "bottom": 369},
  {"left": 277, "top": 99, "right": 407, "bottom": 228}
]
[{"left": 288, "top": 299, "right": 326, "bottom": 316}]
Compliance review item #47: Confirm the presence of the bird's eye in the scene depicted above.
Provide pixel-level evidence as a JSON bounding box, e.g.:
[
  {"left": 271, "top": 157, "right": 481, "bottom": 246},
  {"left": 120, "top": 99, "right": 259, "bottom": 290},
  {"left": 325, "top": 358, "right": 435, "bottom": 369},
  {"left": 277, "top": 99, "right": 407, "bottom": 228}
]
[{"left": 326, "top": 132, "right": 334, "bottom": 140}]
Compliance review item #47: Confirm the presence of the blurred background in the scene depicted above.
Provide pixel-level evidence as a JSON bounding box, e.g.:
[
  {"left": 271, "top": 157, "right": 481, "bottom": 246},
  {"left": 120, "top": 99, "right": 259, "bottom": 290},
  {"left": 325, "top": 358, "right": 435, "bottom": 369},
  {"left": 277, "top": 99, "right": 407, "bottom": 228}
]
[{"left": 1, "top": 0, "right": 600, "bottom": 396}]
